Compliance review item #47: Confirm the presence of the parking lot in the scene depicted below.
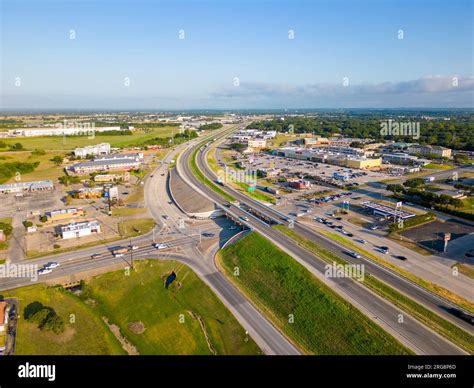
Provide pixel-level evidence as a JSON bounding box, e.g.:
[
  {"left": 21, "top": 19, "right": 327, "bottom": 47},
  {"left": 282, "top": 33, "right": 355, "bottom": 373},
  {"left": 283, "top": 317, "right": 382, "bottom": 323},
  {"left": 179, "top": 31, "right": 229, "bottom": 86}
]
[{"left": 236, "top": 152, "right": 389, "bottom": 187}]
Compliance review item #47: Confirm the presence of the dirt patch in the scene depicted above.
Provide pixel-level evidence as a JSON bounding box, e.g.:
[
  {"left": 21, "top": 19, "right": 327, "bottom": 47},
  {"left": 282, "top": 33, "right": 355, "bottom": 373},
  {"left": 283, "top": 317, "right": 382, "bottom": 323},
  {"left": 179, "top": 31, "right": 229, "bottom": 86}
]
[
  {"left": 128, "top": 321, "right": 146, "bottom": 334},
  {"left": 102, "top": 317, "right": 139, "bottom": 355}
]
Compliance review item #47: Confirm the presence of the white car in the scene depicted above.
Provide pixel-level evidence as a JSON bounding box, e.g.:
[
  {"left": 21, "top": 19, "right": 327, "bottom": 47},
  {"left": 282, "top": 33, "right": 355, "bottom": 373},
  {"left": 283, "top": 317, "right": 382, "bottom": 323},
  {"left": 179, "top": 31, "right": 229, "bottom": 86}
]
[
  {"left": 129, "top": 245, "right": 139, "bottom": 251},
  {"left": 346, "top": 251, "right": 362, "bottom": 259},
  {"left": 356, "top": 239, "right": 367, "bottom": 245},
  {"left": 154, "top": 243, "right": 168, "bottom": 250},
  {"left": 369, "top": 225, "right": 379, "bottom": 230},
  {"left": 44, "top": 262, "right": 60, "bottom": 269},
  {"left": 38, "top": 268, "right": 53, "bottom": 276},
  {"left": 114, "top": 253, "right": 125, "bottom": 258}
]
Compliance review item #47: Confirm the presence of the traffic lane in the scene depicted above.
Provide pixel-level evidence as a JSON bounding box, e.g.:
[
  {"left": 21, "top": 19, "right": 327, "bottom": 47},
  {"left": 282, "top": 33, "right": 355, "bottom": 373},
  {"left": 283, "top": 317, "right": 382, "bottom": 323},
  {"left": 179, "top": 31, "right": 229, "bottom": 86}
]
[{"left": 189, "top": 144, "right": 467, "bottom": 354}]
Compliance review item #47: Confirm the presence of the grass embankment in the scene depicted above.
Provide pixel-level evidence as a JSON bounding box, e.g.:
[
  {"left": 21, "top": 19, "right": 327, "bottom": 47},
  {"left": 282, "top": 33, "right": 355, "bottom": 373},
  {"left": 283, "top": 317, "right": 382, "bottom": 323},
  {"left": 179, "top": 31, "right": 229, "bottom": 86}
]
[
  {"left": 2, "top": 285, "right": 125, "bottom": 355},
  {"left": 424, "top": 163, "right": 454, "bottom": 170},
  {"left": 118, "top": 218, "right": 155, "bottom": 238},
  {"left": 217, "top": 232, "right": 411, "bottom": 355},
  {"left": 111, "top": 208, "right": 147, "bottom": 217},
  {"left": 188, "top": 141, "right": 235, "bottom": 203},
  {"left": 85, "top": 260, "right": 260, "bottom": 355},
  {"left": 3, "top": 260, "right": 260, "bottom": 355},
  {"left": 275, "top": 225, "right": 474, "bottom": 354},
  {"left": 452, "top": 263, "right": 474, "bottom": 280}
]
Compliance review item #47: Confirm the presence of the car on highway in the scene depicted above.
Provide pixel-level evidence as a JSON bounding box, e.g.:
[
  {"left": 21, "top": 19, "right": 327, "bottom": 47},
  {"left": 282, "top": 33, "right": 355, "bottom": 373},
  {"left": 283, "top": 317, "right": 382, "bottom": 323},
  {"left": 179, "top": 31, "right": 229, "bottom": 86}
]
[
  {"left": 202, "top": 232, "right": 215, "bottom": 237},
  {"left": 345, "top": 250, "right": 362, "bottom": 259},
  {"left": 369, "top": 225, "right": 379, "bottom": 230},
  {"left": 355, "top": 239, "right": 367, "bottom": 244},
  {"left": 129, "top": 245, "right": 139, "bottom": 251},
  {"left": 162, "top": 215, "right": 170, "bottom": 220},
  {"left": 346, "top": 232, "right": 354, "bottom": 237},
  {"left": 44, "top": 262, "right": 60, "bottom": 269},
  {"left": 394, "top": 255, "right": 407, "bottom": 261},
  {"left": 377, "top": 246, "right": 390, "bottom": 254},
  {"left": 240, "top": 216, "right": 250, "bottom": 222},
  {"left": 38, "top": 268, "right": 53, "bottom": 276},
  {"left": 150, "top": 174, "right": 154, "bottom": 178},
  {"left": 153, "top": 243, "right": 168, "bottom": 250},
  {"left": 91, "top": 253, "right": 101, "bottom": 259}
]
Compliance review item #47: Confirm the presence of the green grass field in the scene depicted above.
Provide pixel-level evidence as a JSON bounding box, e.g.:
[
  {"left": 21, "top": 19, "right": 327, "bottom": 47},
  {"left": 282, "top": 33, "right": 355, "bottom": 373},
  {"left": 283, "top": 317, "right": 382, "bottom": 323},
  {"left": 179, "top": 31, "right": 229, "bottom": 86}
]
[
  {"left": 1, "top": 285, "right": 125, "bottom": 355},
  {"left": 118, "top": 218, "right": 155, "bottom": 238},
  {"left": 0, "top": 151, "right": 66, "bottom": 182},
  {"left": 217, "top": 232, "right": 411, "bottom": 355},
  {"left": 86, "top": 260, "right": 260, "bottom": 354},
  {"left": 275, "top": 226, "right": 474, "bottom": 353},
  {"left": 424, "top": 163, "right": 454, "bottom": 170},
  {"left": 0, "top": 127, "right": 177, "bottom": 151}
]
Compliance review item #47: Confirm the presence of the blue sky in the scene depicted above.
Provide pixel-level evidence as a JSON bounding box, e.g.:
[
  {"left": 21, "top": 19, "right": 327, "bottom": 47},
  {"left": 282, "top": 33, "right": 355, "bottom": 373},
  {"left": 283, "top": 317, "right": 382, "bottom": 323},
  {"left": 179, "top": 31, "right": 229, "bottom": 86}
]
[{"left": 1, "top": 0, "right": 473, "bottom": 109}]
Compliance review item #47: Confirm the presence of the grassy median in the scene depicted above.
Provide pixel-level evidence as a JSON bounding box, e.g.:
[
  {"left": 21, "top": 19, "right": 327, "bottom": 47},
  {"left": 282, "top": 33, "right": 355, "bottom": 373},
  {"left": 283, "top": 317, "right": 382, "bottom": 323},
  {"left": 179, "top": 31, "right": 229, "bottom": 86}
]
[
  {"left": 217, "top": 232, "right": 411, "bottom": 355},
  {"left": 275, "top": 225, "right": 474, "bottom": 354}
]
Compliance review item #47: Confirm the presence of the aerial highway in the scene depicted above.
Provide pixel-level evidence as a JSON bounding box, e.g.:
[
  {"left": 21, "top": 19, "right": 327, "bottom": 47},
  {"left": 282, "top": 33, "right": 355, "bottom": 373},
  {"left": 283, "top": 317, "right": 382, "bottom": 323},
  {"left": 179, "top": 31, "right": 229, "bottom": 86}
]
[
  {"left": 177, "top": 128, "right": 469, "bottom": 355},
  {"left": 202, "top": 129, "right": 474, "bottom": 333},
  {"left": 0, "top": 127, "right": 300, "bottom": 356}
]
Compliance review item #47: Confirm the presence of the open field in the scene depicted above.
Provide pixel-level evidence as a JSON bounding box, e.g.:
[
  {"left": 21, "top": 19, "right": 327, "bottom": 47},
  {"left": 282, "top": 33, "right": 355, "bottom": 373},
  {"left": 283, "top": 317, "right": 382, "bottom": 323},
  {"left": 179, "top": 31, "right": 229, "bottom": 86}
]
[
  {"left": 0, "top": 151, "right": 66, "bottom": 183},
  {"left": 0, "top": 127, "right": 177, "bottom": 150},
  {"left": 1, "top": 285, "right": 125, "bottom": 355},
  {"left": 86, "top": 260, "right": 260, "bottom": 354},
  {"left": 111, "top": 208, "right": 147, "bottom": 217},
  {"left": 276, "top": 225, "right": 474, "bottom": 353},
  {"left": 217, "top": 232, "right": 411, "bottom": 355},
  {"left": 424, "top": 163, "right": 455, "bottom": 170},
  {"left": 118, "top": 218, "right": 155, "bottom": 238}
]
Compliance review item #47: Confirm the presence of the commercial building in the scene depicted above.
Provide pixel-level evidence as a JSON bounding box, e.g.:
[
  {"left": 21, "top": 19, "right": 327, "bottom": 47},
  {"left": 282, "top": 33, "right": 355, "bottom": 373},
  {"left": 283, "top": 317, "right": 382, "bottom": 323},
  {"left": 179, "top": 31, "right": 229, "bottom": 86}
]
[
  {"left": 289, "top": 180, "right": 311, "bottom": 190},
  {"left": 59, "top": 220, "right": 102, "bottom": 240},
  {"left": 94, "top": 174, "right": 129, "bottom": 183},
  {"left": 362, "top": 201, "right": 415, "bottom": 220},
  {"left": 416, "top": 145, "right": 452, "bottom": 159},
  {"left": 275, "top": 147, "right": 381, "bottom": 169},
  {"left": 344, "top": 157, "right": 382, "bottom": 169},
  {"left": 304, "top": 137, "right": 330, "bottom": 146},
  {"left": 45, "top": 207, "right": 85, "bottom": 222},
  {"left": 247, "top": 139, "right": 267, "bottom": 150},
  {"left": 70, "top": 158, "right": 140, "bottom": 175},
  {"left": 7, "top": 126, "right": 121, "bottom": 137},
  {"left": 74, "top": 143, "right": 111, "bottom": 158},
  {"left": 382, "top": 153, "right": 430, "bottom": 166},
  {"left": 0, "top": 180, "right": 54, "bottom": 194},
  {"left": 95, "top": 152, "right": 144, "bottom": 162},
  {"left": 326, "top": 145, "right": 375, "bottom": 158},
  {"left": 75, "top": 188, "right": 104, "bottom": 199}
]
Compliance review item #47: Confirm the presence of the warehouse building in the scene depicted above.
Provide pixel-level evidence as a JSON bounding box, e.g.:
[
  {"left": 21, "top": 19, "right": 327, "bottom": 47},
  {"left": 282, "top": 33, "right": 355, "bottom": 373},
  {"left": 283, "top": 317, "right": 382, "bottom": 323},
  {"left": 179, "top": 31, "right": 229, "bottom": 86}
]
[
  {"left": 70, "top": 158, "right": 140, "bottom": 175},
  {"left": 59, "top": 220, "right": 101, "bottom": 240},
  {"left": 45, "top": 207, "right": 85, "bottom": 222},
  {"left": 0, "top": 180, "right": 54, "bottom": 194},
  {"left": 74, "top": 143, "right": 111, "bottom": 158}
]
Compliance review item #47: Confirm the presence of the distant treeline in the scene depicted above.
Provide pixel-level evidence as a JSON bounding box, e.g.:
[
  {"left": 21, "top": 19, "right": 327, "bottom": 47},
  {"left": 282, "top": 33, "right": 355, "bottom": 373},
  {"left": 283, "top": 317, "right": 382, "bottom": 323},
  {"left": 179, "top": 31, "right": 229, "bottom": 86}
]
[
  {"left": 247, "top": 116, "right": 474, "bottom": 150},
  {"left": 199, "top": 122, "right": 223, "bottom": 130},
  {"left": 0, "top": 161, "right": 40, "bottom": 183},
  {"left": 142, "top": 129, "right": 198, "bottom": 147}
]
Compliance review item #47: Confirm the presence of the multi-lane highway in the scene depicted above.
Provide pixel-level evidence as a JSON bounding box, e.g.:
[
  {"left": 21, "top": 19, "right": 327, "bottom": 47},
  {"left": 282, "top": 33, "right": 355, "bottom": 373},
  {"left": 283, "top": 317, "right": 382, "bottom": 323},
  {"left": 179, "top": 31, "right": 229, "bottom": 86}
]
[{"left": 177, "top": 127, "right": 469, "bottom": 355}]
